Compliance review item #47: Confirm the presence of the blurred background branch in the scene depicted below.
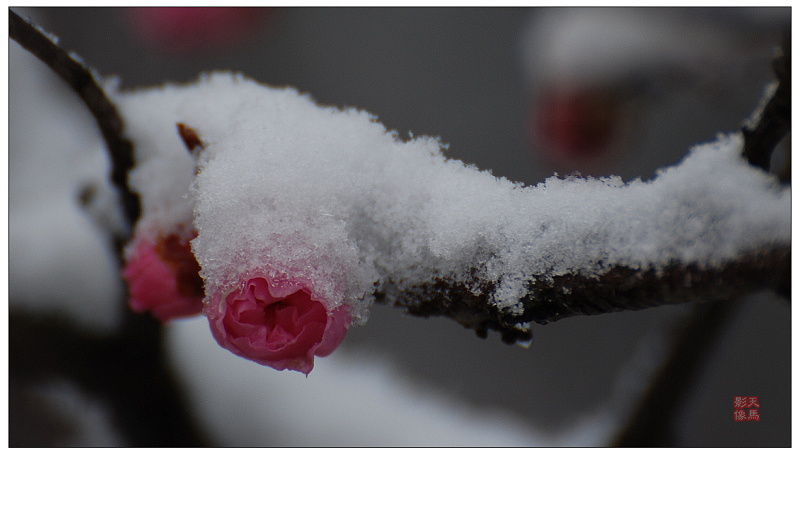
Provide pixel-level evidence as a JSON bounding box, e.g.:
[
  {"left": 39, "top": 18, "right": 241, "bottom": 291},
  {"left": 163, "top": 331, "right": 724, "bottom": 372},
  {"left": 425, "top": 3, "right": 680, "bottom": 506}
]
[{"left": 742, "top": 29, "right": 791, "bottom": 180}]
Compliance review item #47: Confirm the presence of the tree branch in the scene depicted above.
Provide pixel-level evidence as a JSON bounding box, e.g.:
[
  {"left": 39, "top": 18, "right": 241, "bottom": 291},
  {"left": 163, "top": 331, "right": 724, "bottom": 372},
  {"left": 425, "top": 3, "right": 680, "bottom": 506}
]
[
  {"left": 379, "top": 245, "right": 790, "bottom": 343},
  {"left": 383, "top": 31, "right": 793, "bottom": 345},
  {"left": 9, "top": 9, "right": 140, "bottom": 235}
]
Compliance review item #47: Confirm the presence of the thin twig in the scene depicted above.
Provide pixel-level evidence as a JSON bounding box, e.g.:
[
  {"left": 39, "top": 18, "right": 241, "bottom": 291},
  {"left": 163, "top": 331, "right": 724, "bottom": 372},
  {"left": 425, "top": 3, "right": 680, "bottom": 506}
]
[{"left": 9, "top": 9, "right": 140, "bottom": 234}]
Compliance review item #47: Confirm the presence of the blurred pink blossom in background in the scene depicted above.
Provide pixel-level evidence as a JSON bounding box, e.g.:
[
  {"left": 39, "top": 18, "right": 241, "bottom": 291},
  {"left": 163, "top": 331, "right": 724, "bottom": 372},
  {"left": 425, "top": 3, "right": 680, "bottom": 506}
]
[
  {"left": 126, "top": 7, "right": 274, "bottom": 54},
  {"left": 529, "top": 86, "right": 628, "bottom": 173},
  {"left": 122, "top": 232, "right": 204, "bottom": 322}
]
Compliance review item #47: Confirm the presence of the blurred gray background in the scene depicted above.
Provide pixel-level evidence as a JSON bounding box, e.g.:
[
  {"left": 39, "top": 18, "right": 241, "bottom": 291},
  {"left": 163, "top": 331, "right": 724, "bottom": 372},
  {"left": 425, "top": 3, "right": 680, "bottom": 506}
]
[{"left": 12, "top": 7, "right": 790, "bottom": 446}]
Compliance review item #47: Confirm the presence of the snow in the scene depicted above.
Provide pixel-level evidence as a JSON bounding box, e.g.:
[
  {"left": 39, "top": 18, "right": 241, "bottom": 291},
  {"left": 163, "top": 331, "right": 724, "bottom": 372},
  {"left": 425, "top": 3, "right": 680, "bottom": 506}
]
[
  {"left": 109, "top": 73, "right": 790, "bottom": 321},
  {"left": 8, "top": 40, "right": 123, "bottom": 331},
  {"left": 111, "top": 79, "right": 246, "bottom": 241},
  {"left": 519, "top": 8, "right": 785, "bottom": 87},
  {"left": 167, "top": 317, "right": 583, "bottom": 446},
  {"left": 166, "top": 311, "right": 686, "bottom": 446}
]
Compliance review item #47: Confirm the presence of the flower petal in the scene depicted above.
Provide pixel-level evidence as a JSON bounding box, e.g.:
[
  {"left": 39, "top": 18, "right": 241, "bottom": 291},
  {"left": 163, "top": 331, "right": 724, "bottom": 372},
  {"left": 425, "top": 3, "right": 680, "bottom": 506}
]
[{"left": 206, "top": 275, "right": 351, "bottom": 374}]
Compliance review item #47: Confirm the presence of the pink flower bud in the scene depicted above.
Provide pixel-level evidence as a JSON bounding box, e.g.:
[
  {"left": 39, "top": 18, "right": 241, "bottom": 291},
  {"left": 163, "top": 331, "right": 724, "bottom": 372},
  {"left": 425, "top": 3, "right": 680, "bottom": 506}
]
[
  {"left": 206, "top": 276, "right": 351, "bottom": 375},
  {"left": 122, "top": 232, "right": 204, "bottom": 322}
]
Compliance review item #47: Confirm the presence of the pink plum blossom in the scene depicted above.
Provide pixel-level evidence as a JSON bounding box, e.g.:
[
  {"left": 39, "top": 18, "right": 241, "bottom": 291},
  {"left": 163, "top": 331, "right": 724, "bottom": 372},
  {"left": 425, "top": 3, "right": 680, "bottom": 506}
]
[
  {"left": 206, "top": 275, "right": 351, "bottom": 375},
  {"left": 122, "top": 232, "right": 204, "bottom": 322}
]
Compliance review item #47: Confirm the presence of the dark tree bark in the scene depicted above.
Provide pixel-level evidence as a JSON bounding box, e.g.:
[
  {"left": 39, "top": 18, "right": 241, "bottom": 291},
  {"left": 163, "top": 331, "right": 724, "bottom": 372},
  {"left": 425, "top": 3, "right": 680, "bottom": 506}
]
[{"left": 381, "top": 246, "right": 790, "bottom": 343}]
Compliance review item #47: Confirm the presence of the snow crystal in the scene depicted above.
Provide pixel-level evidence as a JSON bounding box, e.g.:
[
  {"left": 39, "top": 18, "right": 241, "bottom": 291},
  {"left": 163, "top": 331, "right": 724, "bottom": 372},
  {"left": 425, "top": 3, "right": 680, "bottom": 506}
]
[
  {"left": 110, "top": 85, "right": 206, "bottom": 240},
  {"left": 116, "top": 72, "right": 789, "bottom": 325}
]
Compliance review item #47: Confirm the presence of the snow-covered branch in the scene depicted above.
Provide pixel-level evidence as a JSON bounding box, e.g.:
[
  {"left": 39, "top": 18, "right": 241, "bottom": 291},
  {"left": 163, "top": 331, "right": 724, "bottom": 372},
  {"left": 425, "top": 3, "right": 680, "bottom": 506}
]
[
  {"left": 139, "top": 75, "right": 789, "bottom": 356},
  {"left": 10, "top": 11, "right": 791, "bottom": 372}
]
